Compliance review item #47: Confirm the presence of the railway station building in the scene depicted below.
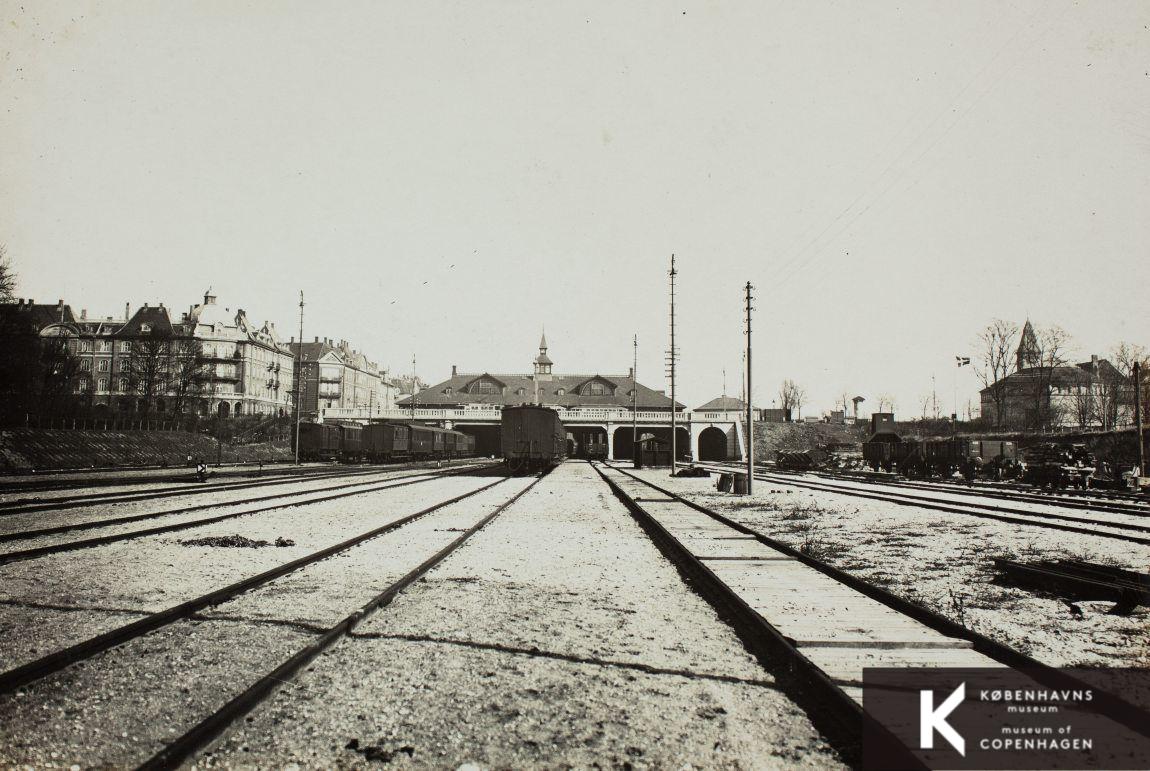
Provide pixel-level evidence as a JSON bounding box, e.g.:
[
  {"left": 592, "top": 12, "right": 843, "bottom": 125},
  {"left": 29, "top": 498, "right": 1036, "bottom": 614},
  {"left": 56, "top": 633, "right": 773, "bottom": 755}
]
[{"left": 393, "top": 334, "right": 716, "bottom": 459}]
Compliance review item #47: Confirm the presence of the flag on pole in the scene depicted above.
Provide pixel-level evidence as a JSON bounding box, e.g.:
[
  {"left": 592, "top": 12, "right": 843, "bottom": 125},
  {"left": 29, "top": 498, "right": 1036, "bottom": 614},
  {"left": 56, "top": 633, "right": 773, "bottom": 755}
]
[{"left": 956, "top": 356, "right": 970, "bottom": 366}]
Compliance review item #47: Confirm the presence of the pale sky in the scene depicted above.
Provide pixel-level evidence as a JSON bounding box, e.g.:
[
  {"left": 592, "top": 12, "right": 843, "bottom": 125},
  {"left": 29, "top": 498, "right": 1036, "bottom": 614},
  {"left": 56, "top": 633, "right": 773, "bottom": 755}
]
[{"left": 2, "top": 1, "right": 1148, "bottom": 416}]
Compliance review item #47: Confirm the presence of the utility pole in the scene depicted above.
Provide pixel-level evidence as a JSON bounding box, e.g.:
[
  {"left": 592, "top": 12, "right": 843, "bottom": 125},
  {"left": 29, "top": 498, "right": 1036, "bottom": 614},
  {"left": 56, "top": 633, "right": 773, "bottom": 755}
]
[
  {"left": 632, "top": 334, "right": 638, "bottom": 467},
  {"left": 667, "top": 254, "right": 678, "bottom": 475},
  {"left": 293, "top": 291, "right": 304, "bottom": 465},
  {"left": 744, "top": 281, "right": 754, "bottom": 494},
  {"left": 1135, "top": 360, "right": 1145, "bottom": 478},
  {"left": 411, "top": 354, "right": 417, "bottom": 421}
]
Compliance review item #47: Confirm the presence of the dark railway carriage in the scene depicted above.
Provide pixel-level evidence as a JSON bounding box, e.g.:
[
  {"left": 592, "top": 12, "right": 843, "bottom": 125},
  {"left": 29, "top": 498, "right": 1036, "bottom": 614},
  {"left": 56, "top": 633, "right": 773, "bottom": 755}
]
[
  {"left": 409, "top": 424, "right": 435, "bottom": 457},
  {"left": 363, "top": 422, "right": 411, "bottom": 461},
  {"left": 339, "top": 424, "right": 364, "bottom": 461},
  {"left": 297, "top": 422, "right": 342, "bottom": 461},
  {"left": 501, "top": 405, "right": 566, "bottom": 473}
]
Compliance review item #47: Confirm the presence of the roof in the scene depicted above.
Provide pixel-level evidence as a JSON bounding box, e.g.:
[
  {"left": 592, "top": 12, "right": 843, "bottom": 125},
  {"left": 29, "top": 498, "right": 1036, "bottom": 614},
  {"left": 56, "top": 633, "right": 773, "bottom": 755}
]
[
  {"left": 979, "top": 358, "right": 1129, "bottom": 393},
  {"left": 120, "top": 305, "right": 175, "bottom": 336},
  {"left": 695, "top": 396, "right": 747, "bottom": 411},
  {"left": 396, "top": 371, "right": 684, "bottom": 410},
  {"left": 0, "top": 300, "right": 77, "bottom": 332}
]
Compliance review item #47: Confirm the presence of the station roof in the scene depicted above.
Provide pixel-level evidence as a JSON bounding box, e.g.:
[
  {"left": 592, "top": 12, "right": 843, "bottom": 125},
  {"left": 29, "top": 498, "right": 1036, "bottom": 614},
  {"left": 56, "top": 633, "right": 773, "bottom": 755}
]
[
  {"left": 397, "top": 372, "right": 684, "bottom": 410},
  {"left": 695, "top": 395, "right": 746, "bottom": 412}
]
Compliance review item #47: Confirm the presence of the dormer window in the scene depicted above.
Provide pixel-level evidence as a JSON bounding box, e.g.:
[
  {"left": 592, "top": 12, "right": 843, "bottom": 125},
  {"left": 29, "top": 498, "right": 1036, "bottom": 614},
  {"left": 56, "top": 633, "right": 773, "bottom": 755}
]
[
  {"left": 444, "top": 387, "right": 453, "bottom": 395},
  {"left": 140, "top": 323, "right": 151, "bottom": 333},
  {"left": 516, "top": 388, "right": 526, "bottom": 396},
  {"left": 475, "top": 380, "right": 499, "bottom": 395},
  {"left": 556, "top": 388, "right": 565, "bottom": 396},
  {"left": 588, "top": 382, "right": 607, "bottom": 396}
]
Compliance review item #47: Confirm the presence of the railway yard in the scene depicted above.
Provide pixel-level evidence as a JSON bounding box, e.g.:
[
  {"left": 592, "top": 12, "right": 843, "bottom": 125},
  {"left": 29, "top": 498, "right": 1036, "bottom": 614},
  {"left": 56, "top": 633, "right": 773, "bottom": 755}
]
[{"left": 1, "top": 454, "right": 1148, "bottom": 768}]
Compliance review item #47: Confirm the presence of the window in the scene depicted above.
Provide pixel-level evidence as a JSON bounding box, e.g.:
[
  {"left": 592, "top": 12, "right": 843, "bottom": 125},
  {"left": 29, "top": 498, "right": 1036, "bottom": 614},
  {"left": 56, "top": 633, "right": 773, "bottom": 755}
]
[
  {"left": 516, "top": 388, "right": 526, "bottom": 396},
  {"left": 119, "top": 378, "right": 128, "bottom": 392},
  {"left": 588, "top": 382, "right": 607, "bottom": 396},
  {"left": 98, "top": 340, "right": 111, "bottom": 352},
  {"left": 77, "top": 380, "right": 88, "bottom": 393},
  {"left": 98, "top": 359, "right": 110, "bottom": 372},
  {"left": 475, "top": 380, "right": 499, "bottom": 395},
  {"left": 444, "top": 387, "right": 453, "bottom": 395},
  {"left": 97, "top": 378, "right": 107, "bottom": 392},
  {"left": 81, "top": 360, "right": 91, "bottom": 371},
  {"left": 140, "top": 323, "right": 151, "bottom": 333},
  {"left": 81, "top": 341, "right": 92, "bottom": 352},
  {"left": 120, "top": 341, "right": 131, "bottom": 352},
  {"left": 556, "top": 388, "right": 565, "bottom": 396}
]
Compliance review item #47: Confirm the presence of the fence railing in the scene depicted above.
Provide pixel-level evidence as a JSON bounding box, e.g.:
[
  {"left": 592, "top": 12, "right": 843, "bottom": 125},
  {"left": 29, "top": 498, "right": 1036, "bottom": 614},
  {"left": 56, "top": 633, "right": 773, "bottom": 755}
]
[{"left": 319, "top": 406, "right": 737, "bottom": 424}]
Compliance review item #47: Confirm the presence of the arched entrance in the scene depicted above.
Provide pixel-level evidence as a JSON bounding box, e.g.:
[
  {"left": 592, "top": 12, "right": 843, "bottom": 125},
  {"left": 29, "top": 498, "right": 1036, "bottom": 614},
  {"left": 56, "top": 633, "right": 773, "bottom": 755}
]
[
  {"left": 698, "top": 426, "right": 729, "bottom": 461},
  {"left": 457, "top": 424, "right": 501, "bottom": 457},
  {"left": 612, "top": 427, "right": 638, "bottom": 461},
  {"left": 568, "top": 426, "right": 608, "bottom": 459},
  {"left": 217, "top": 402, "right": 231, "bottom": 418}
]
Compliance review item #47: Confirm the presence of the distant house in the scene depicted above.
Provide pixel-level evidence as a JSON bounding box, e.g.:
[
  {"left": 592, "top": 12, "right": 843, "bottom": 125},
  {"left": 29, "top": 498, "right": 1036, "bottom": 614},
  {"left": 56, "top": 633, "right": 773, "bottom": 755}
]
[{"left": 979, "top": 320, "right": 1131, "bottom": 430}]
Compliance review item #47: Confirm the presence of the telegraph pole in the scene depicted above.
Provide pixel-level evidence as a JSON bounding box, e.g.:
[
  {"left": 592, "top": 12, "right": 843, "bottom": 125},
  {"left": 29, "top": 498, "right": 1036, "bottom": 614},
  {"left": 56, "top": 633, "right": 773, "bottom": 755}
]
[
  {"left": 1135, "top": 360, "right": 1145, "bottom": 478},
  {"left": 744, "top": 281, "right": 754, "bottom": 494},
  {"left": 411, "top": 354, "right": 417, "bottom": 421},
  {"left": 632, "top": 334, "right": 639, "bottom": 466},
  {"left": 667, "top": 254, "right": 678, "bottom": 475},
  {"left": 293, "top": 291, "right": 304, "bottom": 465}
]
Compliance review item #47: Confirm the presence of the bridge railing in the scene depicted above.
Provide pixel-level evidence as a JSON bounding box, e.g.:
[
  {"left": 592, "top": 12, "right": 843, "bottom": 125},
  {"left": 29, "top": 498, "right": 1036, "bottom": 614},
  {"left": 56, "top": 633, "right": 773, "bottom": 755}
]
[{"left": 320, "top": 406, "right": 739, "bottom": 424}]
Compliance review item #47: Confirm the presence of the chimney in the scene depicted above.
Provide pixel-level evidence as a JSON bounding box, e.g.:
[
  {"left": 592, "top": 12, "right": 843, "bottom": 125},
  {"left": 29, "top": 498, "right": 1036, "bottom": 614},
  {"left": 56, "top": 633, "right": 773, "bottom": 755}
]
[
  {"left": 57, "top": 299, "right": 64, "bottom": 307},
  {"left": 125, "top": 302, "right": 130, "bottom": 319},
  {"left": 451, "top": 364, "right": 457, "bottom": 377},
  {"left": 81, "top": 309, "right": 87, "bottom": 320},
  {"left": 1091, "top": 354, "right": 1099, "bottom": 371},
  {"left": 314, "top": 336, "right": 319, "bottom": 343},
  {"left": 628, "top": 366, "right": 633, "bottom": 378}
]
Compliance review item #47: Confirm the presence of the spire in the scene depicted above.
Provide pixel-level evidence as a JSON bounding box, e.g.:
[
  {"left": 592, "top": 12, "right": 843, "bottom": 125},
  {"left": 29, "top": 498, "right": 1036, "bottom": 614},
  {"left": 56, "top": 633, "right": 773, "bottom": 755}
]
[
  {"left": 1016, "top": 318, "right": 1040, "bottom": 371},
  {"left": 539, "top": 328, "right": 548, "bottom": 352},
  {"left": 534, "top": 329, "right": 553, "bottom": 380}
]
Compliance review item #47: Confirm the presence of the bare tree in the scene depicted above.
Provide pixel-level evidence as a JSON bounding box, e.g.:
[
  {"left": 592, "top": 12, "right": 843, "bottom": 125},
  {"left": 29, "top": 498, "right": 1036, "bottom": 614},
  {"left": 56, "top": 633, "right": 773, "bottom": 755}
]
[
  {"left": 0, "top": 245, "right": 15, "bottom": 303},
  {"left": 1026, "top": 325, "right": 1071, "bottom": 431},
  {"left": 167, "top": 339, "right": 208, "bottom": 416},
  {"left": 975, "top": 319, "right": 1019, "bottom": 428},
  {"left": 919, "top": 393, "right": 932, "bottom": 421},
  {"left": 876, "top": 393, "right": 895, "bottom": 414},
  {"left": 778, "top": 379, "right": 805, "bottom": 420},
  {"left": 123, "top": 331, "right": 175, "bottom": 417}
]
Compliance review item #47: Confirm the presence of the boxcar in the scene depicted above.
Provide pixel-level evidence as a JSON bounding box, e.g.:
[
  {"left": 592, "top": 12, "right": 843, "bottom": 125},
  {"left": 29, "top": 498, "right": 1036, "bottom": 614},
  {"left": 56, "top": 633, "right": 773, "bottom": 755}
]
[
  {"left": 409, "top": 425, "right": 435, "bottom": 457},
  {"left": 297, "top": 422, "right": 342, "bottom": 461},
  {"left": 501, "top": 405, "right": 566, "bottom": 473},
  {"left": 363, "top": 422, "right": 411, "bottom": 461},
  {"left": 339, "top": 424, "right": 364, "bottom": 461}
]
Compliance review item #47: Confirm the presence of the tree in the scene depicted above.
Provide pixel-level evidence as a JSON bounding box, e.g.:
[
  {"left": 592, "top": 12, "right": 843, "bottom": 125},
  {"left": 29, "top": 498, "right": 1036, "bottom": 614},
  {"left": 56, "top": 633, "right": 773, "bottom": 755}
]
[
  {"left": 1112, "top": 342, "right": 1149, "bottom": 427},
  {"left": 975, "top": 319, "right": 1019, "bottom": 428},
  {"left": 0, "top": 244, "right": 15, "bottom": 303},
  {"left": 167, "top": 339, "right": 209, "bottom": 416},
  {"left": 1026, "top": 325, "right": 1071, "bottom": 431},
  {"left": 876, "top": 394, "right": 896, "bottom": 414},
  {"left": 778, "top": 379, "right": 806, "bottom": 420}
]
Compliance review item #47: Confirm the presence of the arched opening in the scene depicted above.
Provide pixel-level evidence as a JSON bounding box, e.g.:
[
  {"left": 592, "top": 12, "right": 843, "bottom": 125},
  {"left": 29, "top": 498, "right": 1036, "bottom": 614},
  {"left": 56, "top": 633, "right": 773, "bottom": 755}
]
[
  {"left": 612, "top": 426, "right": 638, "bottom": 461},
  {"left": 233, "top": 402, "right": 243, "bottom": 416},
  {"left": 568, "top": 426, "right": 608, "bottom": 459},
  {"left": 217, "top": 402, "right": 231, "bottom": 418},
  {"left": 457, "top": 424, "right": 501, "bottom": 457},
  {"left": 698, "top": 426, "right": 729, "bottom": 461}
]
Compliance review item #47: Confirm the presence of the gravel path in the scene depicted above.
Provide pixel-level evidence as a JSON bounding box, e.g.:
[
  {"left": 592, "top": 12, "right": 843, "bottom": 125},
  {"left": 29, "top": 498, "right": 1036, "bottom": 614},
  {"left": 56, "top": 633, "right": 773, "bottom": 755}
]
[
  {"left": 194, "top": 461, "right": 842, "bottom": 769},
  {"left": 0, "top": 471, "right": 501, "bottom": 672},
  {"left": 636, "top": 468, "right": 1150, "bottom": 669}
]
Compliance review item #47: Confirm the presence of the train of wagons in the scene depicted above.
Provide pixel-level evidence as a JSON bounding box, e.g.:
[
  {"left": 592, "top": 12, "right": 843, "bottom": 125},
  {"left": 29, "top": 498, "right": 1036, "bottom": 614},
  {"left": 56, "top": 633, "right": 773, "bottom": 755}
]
[
  {"left": 296, "top": 404, "right": 568, "bottom": 472},
  {"left": 297, "top": 421, "right": 475, "bottom": 463},
  {"left": 861, "top": 413, "right": 1020, "bottom": 480}
]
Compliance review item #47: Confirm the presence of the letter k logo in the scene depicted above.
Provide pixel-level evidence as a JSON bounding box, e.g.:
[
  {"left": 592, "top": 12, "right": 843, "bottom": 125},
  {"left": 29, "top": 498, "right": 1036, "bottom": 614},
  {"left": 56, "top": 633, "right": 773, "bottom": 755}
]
[{"left": 921, "top": 683, "right": 965, "bottom": 756}]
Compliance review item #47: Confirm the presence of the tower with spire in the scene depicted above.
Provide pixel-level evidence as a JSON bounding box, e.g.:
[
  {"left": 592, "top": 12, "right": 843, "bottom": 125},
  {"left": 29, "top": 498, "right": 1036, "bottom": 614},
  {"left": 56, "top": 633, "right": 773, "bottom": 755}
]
[
  {"left": 533, "top": 330, "right": 553, "bottom": 381},
  {"left": 1016, "top": 319, "right": 1040, "bottom": 371}
]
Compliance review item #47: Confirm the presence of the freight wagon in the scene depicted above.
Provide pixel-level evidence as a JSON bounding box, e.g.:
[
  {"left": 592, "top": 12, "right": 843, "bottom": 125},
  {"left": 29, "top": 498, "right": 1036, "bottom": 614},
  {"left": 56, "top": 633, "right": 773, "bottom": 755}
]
[
  {"left": 501, "top": 405, "right": 566, "bottom": 473},
  {"left": 297, "top": 421, "right": 475, "bottom": 464}
]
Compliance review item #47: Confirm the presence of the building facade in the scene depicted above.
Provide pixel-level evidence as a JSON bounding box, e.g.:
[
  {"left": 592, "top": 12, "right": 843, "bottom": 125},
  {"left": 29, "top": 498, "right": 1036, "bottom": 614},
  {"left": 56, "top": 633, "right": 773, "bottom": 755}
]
[{"left": 289, "top": 337, "right": 394, "bottom": 419}]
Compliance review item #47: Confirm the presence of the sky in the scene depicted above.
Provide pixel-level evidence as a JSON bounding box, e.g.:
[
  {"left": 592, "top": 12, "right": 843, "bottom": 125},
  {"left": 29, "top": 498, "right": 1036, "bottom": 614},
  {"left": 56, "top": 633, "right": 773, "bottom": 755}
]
[{"left": 2, "top": 1, "right": 1148, "bottom": 417}]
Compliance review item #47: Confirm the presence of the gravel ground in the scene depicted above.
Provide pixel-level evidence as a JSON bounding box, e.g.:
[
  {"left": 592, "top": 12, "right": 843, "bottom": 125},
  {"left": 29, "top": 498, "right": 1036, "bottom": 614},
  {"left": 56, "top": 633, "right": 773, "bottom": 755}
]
[
  {"left": 637, "top": 468, "right": 1150, "bottom": 669},
  {"left": 0, "top": 471, "right": 502, "bottom": 672},
  {"left": 195, "top": 461, "right": 843, "bottom": 769},
  {"left": 0, "top": 476, "right": 531, "bottom": 768}
]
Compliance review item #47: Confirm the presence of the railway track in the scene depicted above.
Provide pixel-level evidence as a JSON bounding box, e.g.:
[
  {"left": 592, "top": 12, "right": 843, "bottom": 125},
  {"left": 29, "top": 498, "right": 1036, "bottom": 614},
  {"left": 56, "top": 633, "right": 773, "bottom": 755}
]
[
  {"left": 690, "top": 461, "right": 1150, "bottom": 545},
  {"left": 0, "top": 459, "right": 480, "bottom": 513},
  {"left": 0, "top": 468, "right": 542, "bottom": 768},
  {"left": 0, "top": 461, "right": 347, "bottom": 496},
  {"left": 0, "top": 462, "right": 499, "bottom": 565},
  {"left": 787, "top": 466, "right": 1150, "bottom": 516},
  {"left": 596, "top": 462, "right": 1150, "bottom": 766}
]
